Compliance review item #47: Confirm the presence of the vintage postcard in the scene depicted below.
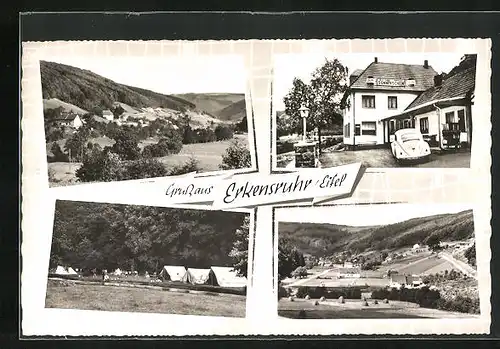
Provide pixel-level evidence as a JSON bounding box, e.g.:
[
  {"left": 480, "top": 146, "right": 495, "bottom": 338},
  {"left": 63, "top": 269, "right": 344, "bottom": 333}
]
[
  {"left": 21, "top": 38, "right": 492, "bottom": 337},
  {"left": 273, "top": 203, "right": 490, "bottom": 334},
  {"left": 22, "top": 42, "right": 256, "bottom": 189},
  {"left": 271, "top": 47, "right": 489, "bottom": 172},
  {"left": 46, "top": 200, "right": 251, "bottom": 318}
]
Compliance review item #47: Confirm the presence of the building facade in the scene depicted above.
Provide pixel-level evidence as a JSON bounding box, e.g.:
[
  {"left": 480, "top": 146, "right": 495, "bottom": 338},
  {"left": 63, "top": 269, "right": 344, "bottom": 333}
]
[
  {"left": 341, "top": 58, "right": 437, "bottom": 148},
  {"left": 381, "top": 55, "right": 476, "bottom": 150}
]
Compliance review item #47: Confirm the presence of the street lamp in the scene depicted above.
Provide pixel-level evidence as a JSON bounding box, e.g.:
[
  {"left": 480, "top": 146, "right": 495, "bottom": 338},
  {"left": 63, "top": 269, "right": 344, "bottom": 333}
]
[{"left": 299, "top": 104, "right": 310, "bottom": 142}]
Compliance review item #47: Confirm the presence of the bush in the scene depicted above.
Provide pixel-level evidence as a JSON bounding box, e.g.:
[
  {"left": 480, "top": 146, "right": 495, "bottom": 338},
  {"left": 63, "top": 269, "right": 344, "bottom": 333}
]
[
  {"left": 169, "top": 157, "right": 202, "bottom": 176},
  {"left": 278, "top": 285, "right": 289, "bottom": 300},
  {"left": 320, "top": 136, "right": 342, "bottom": 149},
  {"left": 291, "top": 266, "right": 308, "bottom": 279},
  {"left": 219, "top": 139, "right": 252, "bottom": 170},
  {"left": 122, "top": 158, "right": 169, "bottom": 180},
  {"left": 48, "top": 142, "right": 69, "bottom": 162}
]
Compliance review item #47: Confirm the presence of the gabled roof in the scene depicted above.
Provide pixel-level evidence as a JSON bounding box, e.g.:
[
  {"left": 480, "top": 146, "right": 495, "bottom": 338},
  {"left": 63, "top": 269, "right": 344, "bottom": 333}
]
[
  {"left": 185, "top": 268, "right": 213, "bottom": 284},
  {"left": 405, "top": 65, "right": 476, "bottom": 110},
  {"left": 210, "top": 266, "right": 247, "bottom": 287},
  {"left": 350, "top": 61, "right": 438, "bottom": 92},
  {"left": 161, "top": 265, "right": 186, "bottom": 281}
]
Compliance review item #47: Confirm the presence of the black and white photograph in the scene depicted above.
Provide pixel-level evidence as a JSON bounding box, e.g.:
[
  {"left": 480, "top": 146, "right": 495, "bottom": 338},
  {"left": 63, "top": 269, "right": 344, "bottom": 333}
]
[
  {"left": 276, "top": 204, "right": 480, "bottom": 319},
  {"left": 45, "top": 200, "right": 250, "bottom": 318},
  {"left": 41, "top": 55, "right": 253, "bottom": 187},
  {"left": 274, "top": 52, "right": 477, "bottom": 169}
]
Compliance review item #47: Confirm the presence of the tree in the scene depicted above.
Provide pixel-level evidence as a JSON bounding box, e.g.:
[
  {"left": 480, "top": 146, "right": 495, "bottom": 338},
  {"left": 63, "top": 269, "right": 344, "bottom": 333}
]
[
  {"left": 215, "top": 125, "right": 234, "bottom": 141},
  {"left": 109, "top": 129, "right": 141, "bottom": 160},
  {"left": 219, "top": 139, "right": 252, "bottom": 170},
  {"left": 425, "top": 235, "right": 441, "bottom": 252},
  {"left": 282, "top": 58, "right": 349, "bottom": 151},
  {"left": 169, "top": 156, "right": 201, "bottom": 176},
  {"left": 229, "top": 216, "right": 250, "bottom": 277},
  {"left": 236, "top": 116, "right": 248, "bottom": 133},
  {"left": 76, "top": 147, "right": 123, "bottom": 182},
  {"left": 464, "top": 243, "right": 476, "bottom": 267},
  {"left": 122, "top": 158, "right": 169, "bottom": 180},
  {"left": 278, "top": 238, "right": 306, "bottom": 281},
  {"left": 64, "top": 126, "right": 91, "bottom": 161},
  {"left": 291, "top": 266, "right": 308, "bottom": 279}
]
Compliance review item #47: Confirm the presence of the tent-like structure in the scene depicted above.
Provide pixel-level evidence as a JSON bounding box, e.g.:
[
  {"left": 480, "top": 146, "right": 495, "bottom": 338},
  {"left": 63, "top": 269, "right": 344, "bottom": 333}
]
[
  {"left": 159, "top": 266, "right": 186, "bottom": 282},
  {"left": 113, "top": 268, "right": 123, "bottom": 276},
  {"left": 210, "top": 266, "right": 247, "bottom": 288},
  {"left": 55, "top": 265, "right": 68, "bottom": 275},
  {"left": 182, "top": 268, "right": 218, "bottom": 286},
  {"left": 66, "top": 267, "right": 78, "bottom": 275}
]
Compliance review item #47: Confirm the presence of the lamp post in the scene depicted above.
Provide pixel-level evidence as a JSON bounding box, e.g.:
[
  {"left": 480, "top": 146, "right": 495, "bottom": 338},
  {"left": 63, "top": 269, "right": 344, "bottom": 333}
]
[{"left": 299, "top": 104, "right": 310, "bottom": 142}]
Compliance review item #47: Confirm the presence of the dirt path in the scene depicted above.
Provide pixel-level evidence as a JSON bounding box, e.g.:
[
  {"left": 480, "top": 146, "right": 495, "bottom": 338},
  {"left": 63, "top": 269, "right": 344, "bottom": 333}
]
[{"left": 286, "top": 269, "right": 332, "bottom": 287}]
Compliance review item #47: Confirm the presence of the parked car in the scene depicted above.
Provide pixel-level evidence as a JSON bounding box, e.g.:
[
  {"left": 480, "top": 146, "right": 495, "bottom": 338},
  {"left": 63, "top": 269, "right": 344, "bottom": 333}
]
[{"left": 391, "top": 128, "right": 431, "bottom": 163}]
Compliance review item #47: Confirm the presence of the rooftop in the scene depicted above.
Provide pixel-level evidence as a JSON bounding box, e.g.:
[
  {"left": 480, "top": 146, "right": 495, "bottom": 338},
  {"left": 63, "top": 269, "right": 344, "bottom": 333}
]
[
  {"left": 349, "top": 61, "right": 438, "bottom": 92},
  {"left": 405, "top": 65, "right": 476, "bottom": 110}
]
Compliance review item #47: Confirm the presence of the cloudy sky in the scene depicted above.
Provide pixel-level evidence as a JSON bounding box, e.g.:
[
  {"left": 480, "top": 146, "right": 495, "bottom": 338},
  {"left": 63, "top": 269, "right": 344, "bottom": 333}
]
[
  {"left": 275, "top": 203, "right": 472, "bottom": 227},
  {"left": 273, "top": 52, "right": 465, "bottom": 112},
  {"left": 41, "top": 55, "right": 247, "bottom": 95}
]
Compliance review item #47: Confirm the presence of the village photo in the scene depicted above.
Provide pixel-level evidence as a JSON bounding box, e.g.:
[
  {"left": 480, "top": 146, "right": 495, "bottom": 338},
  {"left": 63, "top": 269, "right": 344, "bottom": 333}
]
[
  {"left": 41, "top": 55, "right": 253, "bottom": 187},
  {"left": 45, "top": 200, "right": 250, "bottom": 318},
  {"left": 276, "top": 204, "right": 479, "bottom": 319},
  {"left": 274, "top": 52, "right": 477, "bottom": 169}
]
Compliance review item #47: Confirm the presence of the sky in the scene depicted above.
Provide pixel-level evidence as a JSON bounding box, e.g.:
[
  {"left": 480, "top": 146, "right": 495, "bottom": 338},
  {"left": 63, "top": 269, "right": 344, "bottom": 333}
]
[
  {"left": 42, "top": 55, "right": 247, "bottom": 95},
  {"left": 275, "top": 203, "right": 473, "bottom": 227},
  {"left": 273, "top": 52, "right": 465, "bottom": 112}
]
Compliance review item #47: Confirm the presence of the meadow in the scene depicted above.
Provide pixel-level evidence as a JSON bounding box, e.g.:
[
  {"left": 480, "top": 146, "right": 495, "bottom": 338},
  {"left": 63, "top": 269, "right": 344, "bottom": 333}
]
[{"left": 45, "top": 279, "right": 246, "bottom": 317}]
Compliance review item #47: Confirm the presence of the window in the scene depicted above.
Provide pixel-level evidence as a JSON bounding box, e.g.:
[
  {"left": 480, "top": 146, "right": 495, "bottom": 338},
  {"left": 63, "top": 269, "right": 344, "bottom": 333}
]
[
  {"left": 361, "top": 122, "right": 377, "bottom": 136},
  {"left": 403, "top": 119, "right": 411, "bottom": 128},
  {"left": 362, "top": 95, "right": 375, "bottom": 109},
  {"left": 457, "top": 109, "right": 466, "bottom": 132},
  {"left": 420, "top": 117, "right": 429, "bottom": 134},
  {"left": 445, "top": 111, "right": 455, "bottom": 123},
  {"left": 355, "top": 124, "right": 361, "bottom": 136},
  {"left": 388, "top": 96, "right": 398, "bottom": 109}
]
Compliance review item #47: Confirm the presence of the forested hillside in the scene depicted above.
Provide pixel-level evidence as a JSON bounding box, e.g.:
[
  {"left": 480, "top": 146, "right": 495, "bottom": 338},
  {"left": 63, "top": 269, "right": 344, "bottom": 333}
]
[
  {"left": 40, "top": 61, "right": 195, "bottom": 112},
  {"left": 50, "top": 200, "right": 248, "bottom": 273},
  {"left": 279, "top": 209, "right": 474, "bottom": 256}
]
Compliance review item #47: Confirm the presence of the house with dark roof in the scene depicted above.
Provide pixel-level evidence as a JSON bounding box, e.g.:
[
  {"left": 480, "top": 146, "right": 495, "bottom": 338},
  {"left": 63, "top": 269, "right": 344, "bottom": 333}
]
[
  {"left": 340, "top": 57, "right": 438, "bottom": 147},
  {"left": 53, "top": 111, "right": 84, "bottom": 129},
  {"left": 380, "top": 54, "right": 476, "bottom": 149}
]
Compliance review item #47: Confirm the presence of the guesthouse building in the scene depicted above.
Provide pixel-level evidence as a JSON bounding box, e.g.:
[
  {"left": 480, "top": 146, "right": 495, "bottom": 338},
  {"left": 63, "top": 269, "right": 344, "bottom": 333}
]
[
  {"left": 381, "top": 54, "right": 476, "bottom": 150},
  {"left": 341, "top": 57, "right": 438, "bottom": 148}
]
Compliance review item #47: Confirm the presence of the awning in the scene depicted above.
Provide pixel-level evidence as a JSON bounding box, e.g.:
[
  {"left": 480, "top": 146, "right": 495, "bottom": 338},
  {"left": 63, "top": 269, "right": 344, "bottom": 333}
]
[{"left": 380, "top": 96, "right": 469, "bottom": 122}]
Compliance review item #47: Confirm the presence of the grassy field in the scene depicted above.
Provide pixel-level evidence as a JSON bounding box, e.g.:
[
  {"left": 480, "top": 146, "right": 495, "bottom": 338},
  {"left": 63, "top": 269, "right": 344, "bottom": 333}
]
[
  {"left": 278, "top": 298, "right": 477, "bottom": 319},
  {"left": 45, "top": 279, "right": 246, "bottom": 317},
  {"left": 319, "top": 148, "right": 470, "bottom": 168},
  {"left": 48, "top": 134, "right": 250, "bottom": 186}
]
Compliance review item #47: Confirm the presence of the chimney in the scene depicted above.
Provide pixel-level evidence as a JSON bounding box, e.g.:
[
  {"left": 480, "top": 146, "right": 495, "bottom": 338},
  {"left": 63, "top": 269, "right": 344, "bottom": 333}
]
[
  {"left": 424, "top": 60, "right": 429, "bottom": 69},
  {"left": 434, "top": 74, "right": 443, "bottom": 87},
  {"left": 374, "top": 57, "right": 378, "bottom": 63}
]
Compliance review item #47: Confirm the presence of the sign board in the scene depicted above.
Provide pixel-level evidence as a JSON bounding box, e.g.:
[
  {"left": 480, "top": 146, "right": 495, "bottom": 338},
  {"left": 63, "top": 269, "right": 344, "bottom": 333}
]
[{"left": 375, "top": 78, "right": 407, "bottom": 87}]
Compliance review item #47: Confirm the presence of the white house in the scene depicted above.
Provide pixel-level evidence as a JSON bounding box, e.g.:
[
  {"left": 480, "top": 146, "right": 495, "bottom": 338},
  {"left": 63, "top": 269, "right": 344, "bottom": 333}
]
[
  {"left": 381, "top": 54, "right": 476, "bottom": 150},
  {"left": 102, "top": 109, "right": 114, "bottom": 122},
  {"left": 54, "top": 112, "right": 84, "bottom": 129},
  {"left": 341, "top": 57, "right": 438, "bottom": 148}
]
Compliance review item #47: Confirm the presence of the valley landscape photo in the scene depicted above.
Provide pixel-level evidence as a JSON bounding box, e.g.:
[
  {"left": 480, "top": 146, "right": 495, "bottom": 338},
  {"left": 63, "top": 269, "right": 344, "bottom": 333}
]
[
  {"left": 41, "top": 57, "right": 252, "bottom": 187},
  {"left": 276, "top": 204, "right": 479, "bottom": 319},
  {"left": 46, "top": 200, "right": 250, "bottom": 318}
]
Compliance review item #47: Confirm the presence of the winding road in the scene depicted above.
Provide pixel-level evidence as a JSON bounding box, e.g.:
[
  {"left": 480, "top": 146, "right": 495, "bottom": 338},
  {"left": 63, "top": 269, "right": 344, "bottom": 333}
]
[{"left": 438, "top": 252, "right": 477, "bottom": 280}]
